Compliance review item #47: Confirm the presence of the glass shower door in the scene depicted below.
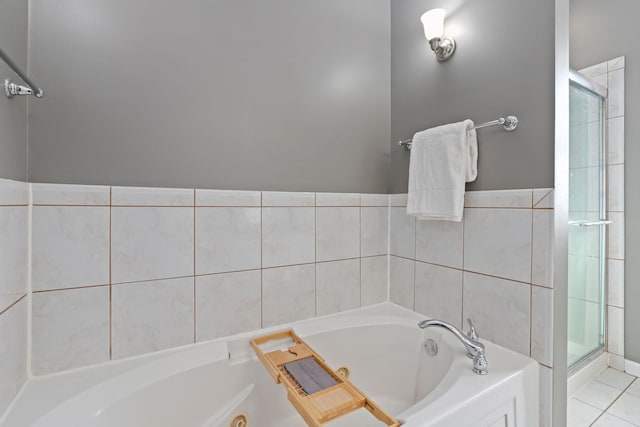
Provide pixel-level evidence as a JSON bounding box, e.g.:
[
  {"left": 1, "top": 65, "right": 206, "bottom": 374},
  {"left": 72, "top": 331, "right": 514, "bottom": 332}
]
[{"left": 567, "top": 75, "right": 607, "bottom": 369}]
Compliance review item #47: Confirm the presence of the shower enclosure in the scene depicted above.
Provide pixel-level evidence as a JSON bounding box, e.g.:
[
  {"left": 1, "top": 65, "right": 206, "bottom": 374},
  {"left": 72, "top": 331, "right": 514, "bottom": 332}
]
[{"left": 567, "top": 70, "right": 608, "bottom": 369}]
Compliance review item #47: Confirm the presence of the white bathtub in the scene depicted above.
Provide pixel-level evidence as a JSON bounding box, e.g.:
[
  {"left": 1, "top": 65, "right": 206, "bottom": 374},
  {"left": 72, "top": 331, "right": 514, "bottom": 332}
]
[{"left": 1, "top": 304, "right": 539, "bottom": 427}]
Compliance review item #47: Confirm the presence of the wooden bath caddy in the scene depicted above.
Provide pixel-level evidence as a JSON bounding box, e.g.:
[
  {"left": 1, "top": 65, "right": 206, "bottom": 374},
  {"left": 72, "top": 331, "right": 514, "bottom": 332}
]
[{"left": 250, "top": 329, "right": 400, "bottom": 427}]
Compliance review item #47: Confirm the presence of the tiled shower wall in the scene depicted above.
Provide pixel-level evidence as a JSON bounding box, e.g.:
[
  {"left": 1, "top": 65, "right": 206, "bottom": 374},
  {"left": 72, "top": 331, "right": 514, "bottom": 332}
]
[
  {"left": 29, "top": 184, "right": 390, "bottom": 375},
  {"left": 0, "top": 180, "right": 29, "bottom": 416},
  {"left": 388, "top": 189, "right": 555, "bottom": 426},
  {"left": 578, "top": 56, "right": 626, "bottom": 370}
]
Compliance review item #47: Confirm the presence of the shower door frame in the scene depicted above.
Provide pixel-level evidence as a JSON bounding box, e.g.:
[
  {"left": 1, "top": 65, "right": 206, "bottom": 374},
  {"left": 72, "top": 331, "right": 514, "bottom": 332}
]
[{"left": 567, "top": 69, "right": 608, "bottom": 371}]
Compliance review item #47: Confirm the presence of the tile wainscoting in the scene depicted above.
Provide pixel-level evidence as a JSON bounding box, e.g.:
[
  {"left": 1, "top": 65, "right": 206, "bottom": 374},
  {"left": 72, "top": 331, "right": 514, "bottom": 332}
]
[
  {"left": 28, "top": 184, "right": 390, "bottom": 375},
  {"left": 0, "top": 179, "right": 557, "bottom": 424},
  {"left": 0, "top": 180, "right": 29, "bottom": 416},
  {"left": 389, "top": 188, "right": 555, "bottom": 426}
]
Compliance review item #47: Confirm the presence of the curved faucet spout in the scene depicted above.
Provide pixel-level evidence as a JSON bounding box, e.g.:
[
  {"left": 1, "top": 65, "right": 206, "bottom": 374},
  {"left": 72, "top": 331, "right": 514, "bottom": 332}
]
[{"left": 418, "top": 319, "right": 488, "bottom": 375}]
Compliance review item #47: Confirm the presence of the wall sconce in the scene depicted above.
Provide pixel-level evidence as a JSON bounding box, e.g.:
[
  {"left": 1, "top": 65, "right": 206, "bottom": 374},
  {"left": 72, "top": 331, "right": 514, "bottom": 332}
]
[{"left": 421, "top": 9, "right": 456, "bottom": 62}]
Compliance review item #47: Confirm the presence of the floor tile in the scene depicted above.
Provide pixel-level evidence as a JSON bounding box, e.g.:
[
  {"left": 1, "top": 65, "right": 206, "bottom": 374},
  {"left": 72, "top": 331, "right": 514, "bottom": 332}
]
[
  {"left": 568, "top": 398, "right": 604, "bottom": 427},
  {"left": 596, "top": 368, "right": 635, "bottom": 390},
  {"left": 626, "top": 379, "right": 640, "bottom": 398},
  {"left": 608, "top": 393, "right": 640, "bottom": 425},
  {"left": 575, "top": 380, "right": 624, "bottom": 410},
  {"left": 593, "top": 413, "right": 637, "bottom": 427}
]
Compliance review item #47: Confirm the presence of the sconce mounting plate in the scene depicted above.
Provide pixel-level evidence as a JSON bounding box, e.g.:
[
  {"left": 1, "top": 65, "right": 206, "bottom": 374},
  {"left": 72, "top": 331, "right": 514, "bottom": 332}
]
[{"left": 429, "top": 37, "right": 456, "bottom": 62}]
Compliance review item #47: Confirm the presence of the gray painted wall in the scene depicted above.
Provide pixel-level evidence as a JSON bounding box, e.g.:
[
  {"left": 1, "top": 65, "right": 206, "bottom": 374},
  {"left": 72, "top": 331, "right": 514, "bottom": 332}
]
[
  {"left": 389, "top": 0, "right": 555, "bottom": 192},
  {"left": 0, "top": 0, "right": 28, "bottom": 180},
  {"left": 28, "top": 0, "right": 390, "bottom": 193},
  {"left": 570, "top": 0, "right": 640, "bottom": 363}
]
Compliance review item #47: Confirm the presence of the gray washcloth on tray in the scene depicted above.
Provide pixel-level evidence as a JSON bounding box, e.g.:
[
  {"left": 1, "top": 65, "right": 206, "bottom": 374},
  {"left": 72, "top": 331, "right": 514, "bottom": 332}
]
[{"left": 283, "top": 357, "right": 339, "bottom": 395}]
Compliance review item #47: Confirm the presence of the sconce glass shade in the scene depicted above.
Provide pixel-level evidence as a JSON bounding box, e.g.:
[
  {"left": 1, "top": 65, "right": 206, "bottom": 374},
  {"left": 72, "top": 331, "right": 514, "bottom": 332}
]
[
  {"left": 420, "top": 8, "right": 455, "bottom": 62},
  {"left": 421, "top": 8, "right": 446, "bottom": 41}
]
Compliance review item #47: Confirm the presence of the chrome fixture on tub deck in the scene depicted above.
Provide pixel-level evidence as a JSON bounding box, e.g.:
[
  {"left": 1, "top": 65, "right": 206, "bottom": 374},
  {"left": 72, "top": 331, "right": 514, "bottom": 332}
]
[{"left": 418, "top": 318, "right": 488, "bottom": 375}]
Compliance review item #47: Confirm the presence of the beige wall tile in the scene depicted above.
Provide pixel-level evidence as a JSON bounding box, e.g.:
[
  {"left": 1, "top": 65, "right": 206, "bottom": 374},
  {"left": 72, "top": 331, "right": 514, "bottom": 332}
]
[
  {"left": 195, "top": 189, "right": 260, "bottom": 207},
  {"left": 414, "top": 262, "right": 462, "bottom": 329},
  {"left": 389, "top": 256, "right": 414, "bottom": 310},
  {"left": 111, "top": 207, "right": 194, "bottom": 283},
  {"left": 195, "top": 207, "right": 261, "bottom": 274},
  {"left": 361, "top": 256, "right": 388, "bottom": 307},
  {"left": 195, "top": 270, "right": 261, "bottom": 341},
  {"left": 32, "top": 206, "right": 109, "bottom": 290},
  {"left": 463, "top": 272, "right": 531, "bottom": 356},
  {"left": 390, "top": 207, "right": 415, "bottom": 258},
  {"left": 31, "top": 183, "right": 109, "bottom": 206},
  {"left": 361, "top": 207, "right": 388, "bottom": 257},
  {"left": 262, "top": 264, "right": 315, "bottom": 328},
  {"left": 463, "top": 208, "right": 532, "bottom": 282},
  {"left": 262, "top": 207, "right": 315, "bottom": 268},
  {"left": 32, "top": 287, "right": 109, "bottom": 374},
  {"left": 111, "top": 186, "right": 193, "bottom": 206},
  {"left": 112, "top": 277, "right": 194, "bottom": 359},
  {"left": 316, "top": 259, "right": 360, "bottom": 316},
  {"left": 0, "top": 299, "right": 27, "bottom": 415}
]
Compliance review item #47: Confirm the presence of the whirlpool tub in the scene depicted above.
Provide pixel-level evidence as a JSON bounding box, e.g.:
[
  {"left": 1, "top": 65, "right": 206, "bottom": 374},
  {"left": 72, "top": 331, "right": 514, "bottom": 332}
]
[{"left": 1, "top": 304, "right": 539, "bottom": 427}]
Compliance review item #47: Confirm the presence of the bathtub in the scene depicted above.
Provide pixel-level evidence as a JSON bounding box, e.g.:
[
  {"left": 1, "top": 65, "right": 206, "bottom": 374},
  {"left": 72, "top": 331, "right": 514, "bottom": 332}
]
[{"left": 1, "top": 304, "right": 539, "bottom": 427}]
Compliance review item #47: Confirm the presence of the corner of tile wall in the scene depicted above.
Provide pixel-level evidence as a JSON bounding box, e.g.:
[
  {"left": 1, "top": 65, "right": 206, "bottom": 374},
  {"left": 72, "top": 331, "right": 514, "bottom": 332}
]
[
  {"left": 26, "top": 184, "right": 391, "bottom": 375},
  {"left": 388, "top": 188, "right": 555, "bottom": 424},
  {"left": 0, "top": 178, "right": 29, "bottom": 417},
  {"left": 388, "top": 190, "right": 555, "bottom": 357}
]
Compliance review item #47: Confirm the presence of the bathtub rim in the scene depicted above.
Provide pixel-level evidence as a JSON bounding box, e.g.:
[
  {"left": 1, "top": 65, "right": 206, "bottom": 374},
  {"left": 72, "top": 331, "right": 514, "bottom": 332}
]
[
  {"left": 1, "top": 302, "right": 539, "bottom": 427},
  {"left": 1, "top": 303, "right": 415, "bottom": 426}
]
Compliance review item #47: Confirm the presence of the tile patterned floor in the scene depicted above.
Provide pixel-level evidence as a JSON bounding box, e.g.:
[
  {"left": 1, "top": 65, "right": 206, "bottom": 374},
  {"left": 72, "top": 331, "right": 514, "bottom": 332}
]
[{"left": 569, "top": 368, "right": 640, "bottom": 426}]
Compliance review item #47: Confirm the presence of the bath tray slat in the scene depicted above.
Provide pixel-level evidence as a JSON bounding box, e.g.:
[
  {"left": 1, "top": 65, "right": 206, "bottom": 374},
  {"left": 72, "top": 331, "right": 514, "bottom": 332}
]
[{"left": 251, "top": 329, "right": 400, "bottom": 427}]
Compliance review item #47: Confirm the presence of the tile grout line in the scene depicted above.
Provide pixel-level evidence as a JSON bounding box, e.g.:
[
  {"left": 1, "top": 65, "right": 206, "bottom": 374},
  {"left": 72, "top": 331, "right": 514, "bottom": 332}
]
[
  {"left": 587, "top": 377, "right": 638, "bottom": 426},
  {"left": 461, "top": 210, "right": 465, "bottom": 330},
  {"left": 109, "top": 186, "right": 113, "bottom": 360},
  {"left": 386, "top": 199, "right": 391, "bottom": 303},
  {"left": 260, "top": 191, "right": 263, "bottom": 329},
  {"left": 359, "top": 202, "right": 362, "bottom": 308},
  {"left": 110, "top": 274, "right": 197, "bottom": 286},
  {"left": 391, "top": 254, "right": 536, "bottom": 287},
  {"left": 0, "top": 294, "right": 27, "bottom": 318},
  {"left": 193, "top": 189, "right": 196, "bottom": 343},
  {"left": 36, "top": 254, "right": 391, "bottom": 293},
  {"left": 32, "top": 284, "right": 110, "bottom": 293},
  {"left": 27, "top": 183, "right": 33, "bottom": 378},
  {"left": 529, "top": 206, "right": 534, "bottom": 358},
  {"left": 314, "top": 193, "right": 317, "bottom": 317},
  {"left": 529, "top": 285, "right": 533, "bottom": 359},
  {"left": 413, "top": 215, "right": 416, "bottom": 310}
]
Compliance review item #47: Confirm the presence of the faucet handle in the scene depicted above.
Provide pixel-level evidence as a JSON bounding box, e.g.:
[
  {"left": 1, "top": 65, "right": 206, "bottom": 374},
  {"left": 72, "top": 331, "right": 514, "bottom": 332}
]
[
  {"left": 466, "top": 319, "right": 479, "bottom": 341},
  {"left": 472, "top": 353, "right": 488, "bottom": 375}
]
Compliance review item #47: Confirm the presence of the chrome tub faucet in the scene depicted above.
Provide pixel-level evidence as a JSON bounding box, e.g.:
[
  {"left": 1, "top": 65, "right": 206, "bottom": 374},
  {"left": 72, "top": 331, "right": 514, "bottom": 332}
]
[{"left": 418, "top": 318, "right": 488, "bottom": 375}]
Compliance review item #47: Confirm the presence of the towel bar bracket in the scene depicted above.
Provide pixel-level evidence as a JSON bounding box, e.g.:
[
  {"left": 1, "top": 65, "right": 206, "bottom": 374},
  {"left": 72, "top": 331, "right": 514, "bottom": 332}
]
[
  {"left": 4, "top": 79, "right": 43, "bottom": 98},
  {"left": 1, "top": 47, "right": 45, "bottom": 99}
]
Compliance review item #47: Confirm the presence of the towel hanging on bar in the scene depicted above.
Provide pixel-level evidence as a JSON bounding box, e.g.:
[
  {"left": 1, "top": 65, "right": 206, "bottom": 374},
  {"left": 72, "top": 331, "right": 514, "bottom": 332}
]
[{"left": 407, "top": 120, "right": 477, "bottom": 221}]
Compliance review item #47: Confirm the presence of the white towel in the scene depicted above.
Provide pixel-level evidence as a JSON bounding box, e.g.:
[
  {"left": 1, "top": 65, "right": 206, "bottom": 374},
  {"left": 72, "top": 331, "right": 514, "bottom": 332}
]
[{"left": 407, "top": 120, "right": 477, "bottom": 221}]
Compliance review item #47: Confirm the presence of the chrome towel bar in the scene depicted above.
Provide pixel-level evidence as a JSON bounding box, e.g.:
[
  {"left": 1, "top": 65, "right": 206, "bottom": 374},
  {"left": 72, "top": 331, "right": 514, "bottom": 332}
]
[
  {"left": 1, "top": 47, "right": 44, "bottom": 98},
  {"left": 569, "top": 220, "right": 613, "bottom": 227},
  {"left": 398, "top": 115, "right": 518, "bottom": 151}
]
